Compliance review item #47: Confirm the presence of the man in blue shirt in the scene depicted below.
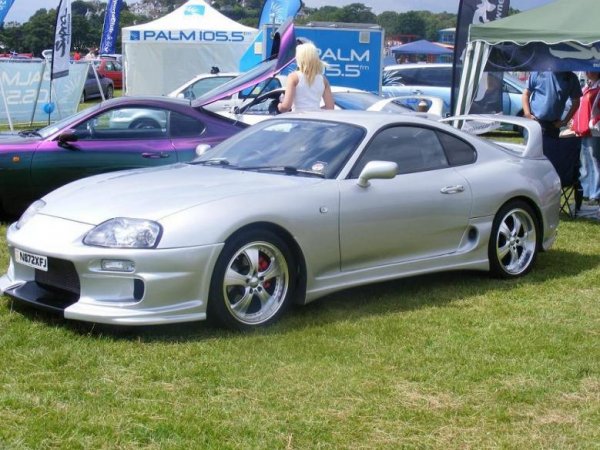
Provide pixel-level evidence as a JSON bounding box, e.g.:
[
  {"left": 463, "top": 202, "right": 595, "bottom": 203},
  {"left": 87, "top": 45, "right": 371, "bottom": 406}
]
[{"left": 522, "top": 72, "right": 582, "bottom": 138}]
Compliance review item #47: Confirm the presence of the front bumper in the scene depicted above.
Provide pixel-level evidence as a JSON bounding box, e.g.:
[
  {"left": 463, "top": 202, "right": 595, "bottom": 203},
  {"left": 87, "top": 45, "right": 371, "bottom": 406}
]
[{"left": 1, "top": 214, "right": 223, "bottom": 325}]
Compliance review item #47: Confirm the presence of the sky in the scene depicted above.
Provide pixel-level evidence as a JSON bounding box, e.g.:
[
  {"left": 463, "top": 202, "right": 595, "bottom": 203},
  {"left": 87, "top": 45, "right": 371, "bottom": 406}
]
[{"left": 4, "top": 0, "right": 555, "bottom": 23}]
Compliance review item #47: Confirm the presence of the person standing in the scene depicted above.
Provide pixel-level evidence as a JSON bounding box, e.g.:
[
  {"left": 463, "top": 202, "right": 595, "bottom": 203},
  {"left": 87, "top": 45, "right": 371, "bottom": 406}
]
[
  {"left": 522, "top": 71, "right": 582, "bottom": 138},
  {"left": 571, "top": 71, "right": 600, "bottom": 203},
  {"left": 278, "top": 42, "right": 334, "bottom": 113}
]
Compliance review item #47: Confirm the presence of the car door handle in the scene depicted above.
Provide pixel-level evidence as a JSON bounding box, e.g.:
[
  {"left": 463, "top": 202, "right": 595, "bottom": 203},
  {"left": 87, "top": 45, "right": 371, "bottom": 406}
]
[
  {"left": 440, "top": 185, "right": 465, "bottom": 194},
  {"left": 141, "top": 152, "right": 171, "bottom": 159}
]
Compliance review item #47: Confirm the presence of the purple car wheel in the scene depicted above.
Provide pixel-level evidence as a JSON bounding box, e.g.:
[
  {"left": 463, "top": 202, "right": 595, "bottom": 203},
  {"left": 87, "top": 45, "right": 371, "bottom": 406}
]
[{"left": 209, "top": 230, "right": 295, "bottom": 330}]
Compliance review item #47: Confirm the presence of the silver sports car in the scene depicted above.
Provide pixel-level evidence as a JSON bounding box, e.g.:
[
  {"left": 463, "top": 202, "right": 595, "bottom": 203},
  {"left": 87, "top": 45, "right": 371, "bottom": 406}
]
[{"left": 0, "top": 112, "right": 561, "bottom": 330}]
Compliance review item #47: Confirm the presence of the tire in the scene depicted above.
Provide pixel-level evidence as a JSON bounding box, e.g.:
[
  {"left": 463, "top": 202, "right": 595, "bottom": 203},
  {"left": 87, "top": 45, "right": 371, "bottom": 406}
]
[
  {"left": 208, "top": 229, "right": 295, "bottom": 330},
  {"left": 105, "top": 85, "right": 114, "bottom": 99},
  {"left": 129, "top": 118, "right": 160, "bottom": 129},
  {"left": 80, "top": 90, "right": 87, "bottom": 103},
  {"left": 488, "top": 200, "right": 539, "bottom": 278}
]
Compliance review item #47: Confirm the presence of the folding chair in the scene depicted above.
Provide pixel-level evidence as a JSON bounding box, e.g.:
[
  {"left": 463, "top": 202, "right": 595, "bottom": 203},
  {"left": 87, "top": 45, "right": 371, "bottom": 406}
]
[{"left": 542, "top": 135, "right": 583, "bottom": 218}]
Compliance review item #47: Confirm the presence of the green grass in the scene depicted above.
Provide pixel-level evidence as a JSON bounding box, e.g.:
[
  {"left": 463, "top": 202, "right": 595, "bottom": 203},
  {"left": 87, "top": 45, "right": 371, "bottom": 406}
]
[{"left": 1, "top": 217, "right": 599, "bottom": 448}]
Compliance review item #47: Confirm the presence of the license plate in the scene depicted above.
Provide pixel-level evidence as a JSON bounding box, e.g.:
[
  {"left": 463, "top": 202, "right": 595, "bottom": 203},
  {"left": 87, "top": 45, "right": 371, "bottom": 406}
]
[{"left": 15, "top": 249, "right": 48, "bottom": 272}]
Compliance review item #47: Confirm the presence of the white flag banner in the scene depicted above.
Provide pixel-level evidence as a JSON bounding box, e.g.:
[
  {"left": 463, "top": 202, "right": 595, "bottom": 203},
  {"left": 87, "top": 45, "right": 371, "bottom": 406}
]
[{"left": 51, "top": 0, "right": 72, "bottom": 79}]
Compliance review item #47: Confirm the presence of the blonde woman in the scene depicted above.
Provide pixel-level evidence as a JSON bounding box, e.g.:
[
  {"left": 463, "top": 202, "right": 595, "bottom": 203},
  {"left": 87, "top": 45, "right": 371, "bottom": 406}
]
[{"left": 278, "top": 42, "right": 335, "bottom": 113}]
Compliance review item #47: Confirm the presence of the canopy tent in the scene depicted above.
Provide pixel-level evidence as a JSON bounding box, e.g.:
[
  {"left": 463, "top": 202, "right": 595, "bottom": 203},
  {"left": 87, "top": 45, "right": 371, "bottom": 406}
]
[
  {"left": 122, "top": 0, "right": 257, "bottom": 96},
  {"left": 390, "top": 39, "right": 453, "bottom": 56},
  {"left": 456, "top": 0, "right": 600, "bottom": 116}
]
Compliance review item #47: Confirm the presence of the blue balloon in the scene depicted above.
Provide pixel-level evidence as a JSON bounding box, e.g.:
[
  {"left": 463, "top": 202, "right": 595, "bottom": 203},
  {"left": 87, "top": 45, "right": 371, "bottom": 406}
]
[{"left": 43, "top": 102, "right": 55, "bottom": 114}]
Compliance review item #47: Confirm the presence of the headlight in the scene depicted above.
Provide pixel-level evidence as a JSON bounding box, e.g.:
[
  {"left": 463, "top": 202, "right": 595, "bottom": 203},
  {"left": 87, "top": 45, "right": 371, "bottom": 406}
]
[
  {"left": 15, "top": 200, "right": 46, "bottom": 230},
  {"left": 83, "top": 218, "right": 162, "bottom": 249}
]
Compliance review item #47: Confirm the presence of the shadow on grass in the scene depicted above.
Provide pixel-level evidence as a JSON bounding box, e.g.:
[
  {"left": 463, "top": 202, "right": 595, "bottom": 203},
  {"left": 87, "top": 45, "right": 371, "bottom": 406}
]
[{"left": 4, "top": 247, "right": 600, "bottom": 342}]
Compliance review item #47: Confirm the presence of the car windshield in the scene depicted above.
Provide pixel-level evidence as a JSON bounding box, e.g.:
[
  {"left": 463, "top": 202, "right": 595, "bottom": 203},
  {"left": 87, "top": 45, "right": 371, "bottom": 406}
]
[
  {"left": 193, "top": 118, "right": 365, "bottom": 179},
  {"left": 333, "top": 92, "right": 410, "bottom": 113},
  {"left": 36, "top": 103, "right": 103, "bottom": 138}
]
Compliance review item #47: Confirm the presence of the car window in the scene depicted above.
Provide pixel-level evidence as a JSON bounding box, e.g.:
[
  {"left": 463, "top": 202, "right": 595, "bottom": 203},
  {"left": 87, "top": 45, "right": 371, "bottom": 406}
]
[
  {"left": 436, "top": 131, "right": 476, "bottom": 166},
  {"left": 416, "top": 67, "right": 452, "bottom": 87},
  {"left": 169, "top": 111, "right": 205, "bottom": 138},
  {"left": 73, "top": 107, "right": 168, "bottom": 140},
  {"left": 184, "top": 76, "right": 236, "bottom": 100},
  {"left": 240, "top": 93, "right": 279, "bottom": 115},
  {"left": 350, "top": 126, "right": 449, "bottom": 177},
  {"left": 105, "top": 61, "right": 114, "bottom": 71},
  {"left": 240, "top": 78, "right": 282, "bottom": 99},
  {"left": 194, "top": 119, "right": 365, "bottom": 179}
]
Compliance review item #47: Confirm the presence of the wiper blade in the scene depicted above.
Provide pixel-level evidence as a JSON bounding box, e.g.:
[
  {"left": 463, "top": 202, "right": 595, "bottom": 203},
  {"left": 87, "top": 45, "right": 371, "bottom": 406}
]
[
  {"left": 18, "top": 129, "right": 42, "bottom": 137},
  {"left": 193, "top": 158, "right": 232, "bottom": 167},
  {"left": 235, "top": 165, "right": 325, "bottom": 178}
]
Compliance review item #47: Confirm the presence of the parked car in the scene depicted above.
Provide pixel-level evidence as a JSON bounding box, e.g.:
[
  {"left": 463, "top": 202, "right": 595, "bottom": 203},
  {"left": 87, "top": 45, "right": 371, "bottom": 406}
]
[
  {"left": 382, "top": 62, "right": 526, "bottom": 117},
  {"left": 168, "top": 72, "right": 285, "bottom": 113},
  {"left": 222, "top": 86, "right": 414, "bottom": 125},
  {"left": 0, "top": 21, "right": 297, "bottom": 217},
  {"left": 383, "top": 63, "right": 453, "bottom": 87},
  {"left": 0, "top": 97, "right": 247, "bottom": 216},
  {"left": 82, "top": 66, "right": 114, "bottom": 102},
  {"left": 382, "top": 73, "right": 526, "bottom": 117},
  {"left": 0, "top": 112, "right": 560, "bottom": 331},
  {"left": 94, "top": 57, "right": 124, "bottom": 89}
]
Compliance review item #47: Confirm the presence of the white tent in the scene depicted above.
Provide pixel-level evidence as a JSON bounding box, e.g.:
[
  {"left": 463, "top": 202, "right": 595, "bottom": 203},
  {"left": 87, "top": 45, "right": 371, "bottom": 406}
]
[{"left": 122, "top": 0, "right": 257, "bottom": 96}]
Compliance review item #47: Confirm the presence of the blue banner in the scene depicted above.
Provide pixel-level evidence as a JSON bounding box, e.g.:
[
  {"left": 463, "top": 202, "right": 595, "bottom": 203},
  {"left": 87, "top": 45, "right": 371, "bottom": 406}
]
[
  {"left": 99, "top": 0, "right": 122, "bottom": 55},
  {"left": 263, "top": 24, "right": 383, "bottom": 94},
  {"left": 0, "top": 61, "right": 87, "bottom": 124},
  {"left": 0, "top": 0, "right": 15, "bottom": 25},
  {"left": 258, "top": 0, "right": 302, "bottom": 28}
]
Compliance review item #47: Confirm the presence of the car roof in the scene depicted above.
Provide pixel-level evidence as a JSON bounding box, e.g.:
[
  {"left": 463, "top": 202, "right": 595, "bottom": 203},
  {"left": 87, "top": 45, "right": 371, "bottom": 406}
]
[
  {"left": 99, "top": 96, "right": 192, "bottom": 107},
  {"left": 277, "top": 110, "right": 435, "bottom": 127}
]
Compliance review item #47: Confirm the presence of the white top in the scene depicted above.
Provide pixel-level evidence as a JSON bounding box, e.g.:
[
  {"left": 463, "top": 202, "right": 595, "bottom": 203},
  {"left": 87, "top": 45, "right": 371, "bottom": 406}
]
[{"left": 292, "top": 72, "right": 325, "bottom": 112}]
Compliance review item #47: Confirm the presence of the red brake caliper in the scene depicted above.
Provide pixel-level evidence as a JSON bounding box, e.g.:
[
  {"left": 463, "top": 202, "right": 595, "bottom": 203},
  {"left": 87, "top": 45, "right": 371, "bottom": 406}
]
[{"left": 258, "top": 252, "right": 272, "bottom": 290}]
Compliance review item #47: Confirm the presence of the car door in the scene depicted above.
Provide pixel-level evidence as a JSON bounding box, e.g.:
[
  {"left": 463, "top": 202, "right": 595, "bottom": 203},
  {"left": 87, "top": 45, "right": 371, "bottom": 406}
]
[
  {"left": 30, "top": 106, "right": 178, "bottom": 199},
  {"left": 339, "top": 124, "right": 473, "bottom": 272}
]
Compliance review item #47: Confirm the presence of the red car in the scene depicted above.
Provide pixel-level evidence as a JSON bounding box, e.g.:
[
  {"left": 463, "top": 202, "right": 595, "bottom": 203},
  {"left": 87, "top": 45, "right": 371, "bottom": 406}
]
[{"left": 94, "top": 58, "right": 123, "bottom": 89}]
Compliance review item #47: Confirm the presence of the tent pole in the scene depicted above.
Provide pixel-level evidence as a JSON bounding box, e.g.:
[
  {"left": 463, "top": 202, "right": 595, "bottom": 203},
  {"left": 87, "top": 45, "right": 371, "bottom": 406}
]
[{"left": 0, "top": 69, "right": 14, "bottom": 132}]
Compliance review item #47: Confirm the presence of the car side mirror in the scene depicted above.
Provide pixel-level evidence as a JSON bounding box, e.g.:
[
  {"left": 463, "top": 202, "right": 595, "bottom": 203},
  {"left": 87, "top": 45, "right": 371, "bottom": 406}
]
[
  {"left": 57, "top": 129, "right": 79, "bottom": 149},
  {"left": 357, "top": 161, "right": 398, "bottom": 188},
  {"left": 195, "top": 143, "right": 212, "bottom": 156}
]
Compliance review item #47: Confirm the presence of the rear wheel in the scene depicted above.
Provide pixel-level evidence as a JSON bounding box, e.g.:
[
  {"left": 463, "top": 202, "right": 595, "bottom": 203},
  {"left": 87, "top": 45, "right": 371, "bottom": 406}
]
[
  {"left": 488, "top": 200, "right": 539, "bottom": 278},
  {"left": 208, "top": 230, "right": 295, "bottom": 330},
  {"left": 105, "top": 85, "right": 114, "bottom": 99}
]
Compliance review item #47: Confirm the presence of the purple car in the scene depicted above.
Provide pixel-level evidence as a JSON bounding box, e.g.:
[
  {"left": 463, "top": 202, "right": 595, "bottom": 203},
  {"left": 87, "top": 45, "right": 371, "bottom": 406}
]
[{"left": 0, "top": 22, "right": 296, "bottom": 217}]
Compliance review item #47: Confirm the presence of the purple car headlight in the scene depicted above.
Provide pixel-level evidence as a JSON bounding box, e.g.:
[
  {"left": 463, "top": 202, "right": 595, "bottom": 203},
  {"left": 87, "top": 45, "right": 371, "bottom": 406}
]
[{"left": 83, "top": 218, "right": 162, "bottom": 249}]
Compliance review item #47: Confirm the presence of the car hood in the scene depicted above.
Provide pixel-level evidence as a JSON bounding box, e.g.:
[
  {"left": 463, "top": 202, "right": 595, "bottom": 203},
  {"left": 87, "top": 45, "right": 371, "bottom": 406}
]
[
  {"left": 192, "top": 20, "right": 295, "bottom": 107},
  {"left": 0, "top": 133, "right": 40, "bottom": 145},
  {"left": 40, "top": 163, "right": 322, "bottom": 224}
]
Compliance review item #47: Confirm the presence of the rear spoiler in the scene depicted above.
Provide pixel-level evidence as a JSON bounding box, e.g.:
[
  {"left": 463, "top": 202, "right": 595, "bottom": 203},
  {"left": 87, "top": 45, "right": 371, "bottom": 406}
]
[{"left": 440, "top": 114, "right": 544, "bottom": 158}]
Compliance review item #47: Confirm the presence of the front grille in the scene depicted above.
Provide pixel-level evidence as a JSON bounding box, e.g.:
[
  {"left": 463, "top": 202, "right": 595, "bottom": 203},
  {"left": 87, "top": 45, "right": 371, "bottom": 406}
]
[{"left": 35, "top": 257, "right": 81, "bottom": 297}]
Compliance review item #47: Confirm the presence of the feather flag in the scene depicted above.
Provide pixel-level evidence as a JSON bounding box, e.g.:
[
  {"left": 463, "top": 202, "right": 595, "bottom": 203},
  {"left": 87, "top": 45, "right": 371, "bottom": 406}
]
[
  {"left": 0, "top": 0, "right": 16, "bottom": 25},
  {"left": 258, "top": 0, "right": 302, "bottom": 28},
  {"left": 99, "top": 0, "right": 123, "bottom": 55},
  {"left": 51, "top": 0, "right": 72, "bottom": 79}
]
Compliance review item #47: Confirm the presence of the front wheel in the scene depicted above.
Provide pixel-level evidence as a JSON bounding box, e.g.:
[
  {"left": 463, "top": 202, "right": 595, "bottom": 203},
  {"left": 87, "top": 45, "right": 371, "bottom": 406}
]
[
  {"left": 489, "top": 200, "right": 539, "bottom": 278},
  {"left": 208, "top": 230, "right": 295, "bottom": 330}
]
